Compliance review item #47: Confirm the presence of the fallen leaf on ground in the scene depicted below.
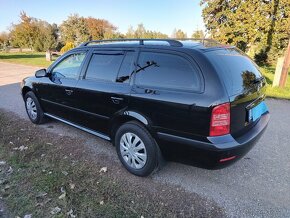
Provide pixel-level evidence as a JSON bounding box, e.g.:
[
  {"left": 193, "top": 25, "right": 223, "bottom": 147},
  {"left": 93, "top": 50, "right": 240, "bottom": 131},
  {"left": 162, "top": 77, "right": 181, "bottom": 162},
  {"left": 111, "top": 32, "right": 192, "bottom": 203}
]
[
  {"left": 13, "top": 145, "right": 28, "bottom": 151},
  {"left": 50, "top": 206, "right": 61, "bottom": 215},
  {"left": 67, "top": 209, "right": 76, "bottom": 218},
  {"left": 58, "top": 193, "right": 66, "bottom": 199},
  {"left": 62, "top": 171, "right": 68, "bottom": 176},
  {"left": 69, "top": 183, "right": 75, "bottom": 190},
  {"left": 7, "top": 166, "right": 13, "bottom": 174},
  {"left": 36, "top": 192, "right": 47, "bottom": 198},
  {"left": 35, "top": 202, "right": 44, "bottom": 207},
  {"left": 99, "top": 167, "right": 107, "bottom": 173}
]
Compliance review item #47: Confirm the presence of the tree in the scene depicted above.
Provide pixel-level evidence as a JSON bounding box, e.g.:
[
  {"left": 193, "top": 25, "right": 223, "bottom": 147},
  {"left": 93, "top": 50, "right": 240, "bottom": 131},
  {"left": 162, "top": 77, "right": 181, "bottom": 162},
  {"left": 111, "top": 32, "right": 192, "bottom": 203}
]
[
  {"left": 33, "top": 21, "right": 58, "bottom": 51},
  {"left": 125, "top": 24, "right": 168, "bottom": 39},
  {"left": 135, "top": 24, "right": 147, "bottom": 38},
  {"left": 201, "top": 0, "right": 290, "bottom": 64},
  {"left": 0, "top": 32, "right": 9, "bottom": 50},
  {"left": 85, "top": 17, "right": 117, "bottom": 40},
  {"left": 60, "top": 15, "right": 121, "bottom": 44},
  {"left": 10, "top": 12, "right": 57, "bottom": 51},
  {"left": 126, "top": 26, "right": 135, "bottom": 38},
  {"left": 146, "top": 30, "right": 168, "bottom": 39},
  {"left": 172, "top": 29, "right": 187, "bottom": 38},
  {"left": 60, "top": 14, "right": 90, "bottom": 45},
  {"left": 191, "top": 30, "right": 205, "bottom": 39},
  {"left": 10, "top": 11, "right": 38, "bottom": 49}
]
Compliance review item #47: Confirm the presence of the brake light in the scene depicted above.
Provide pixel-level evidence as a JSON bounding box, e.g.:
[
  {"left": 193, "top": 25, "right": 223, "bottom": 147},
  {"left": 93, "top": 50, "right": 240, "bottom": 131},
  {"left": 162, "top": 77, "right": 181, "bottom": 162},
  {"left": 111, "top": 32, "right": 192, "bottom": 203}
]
[{"left": 210, "top": 103, "right": 230, "bottom": 136}]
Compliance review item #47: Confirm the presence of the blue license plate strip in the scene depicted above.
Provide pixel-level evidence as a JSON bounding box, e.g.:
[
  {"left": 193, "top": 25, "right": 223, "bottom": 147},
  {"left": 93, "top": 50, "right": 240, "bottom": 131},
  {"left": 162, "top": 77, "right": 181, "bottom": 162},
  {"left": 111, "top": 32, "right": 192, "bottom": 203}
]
[{"left": 249, "top": 101, "right": 269, "bottom": 122}]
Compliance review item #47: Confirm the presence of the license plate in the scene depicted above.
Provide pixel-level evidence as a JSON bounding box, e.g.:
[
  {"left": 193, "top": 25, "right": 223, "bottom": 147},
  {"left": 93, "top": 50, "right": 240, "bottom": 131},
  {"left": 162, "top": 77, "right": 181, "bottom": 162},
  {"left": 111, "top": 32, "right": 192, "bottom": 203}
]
[{"left": 248, "top": 101, "right": 269, "bottom": 122}]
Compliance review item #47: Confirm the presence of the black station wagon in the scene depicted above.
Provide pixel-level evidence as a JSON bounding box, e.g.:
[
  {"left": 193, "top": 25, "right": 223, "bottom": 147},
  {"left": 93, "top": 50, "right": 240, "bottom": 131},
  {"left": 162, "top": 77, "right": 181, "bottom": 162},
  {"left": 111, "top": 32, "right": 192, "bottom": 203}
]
[{"left": 21, "top": 39, "right": 270, "bottom": 176}]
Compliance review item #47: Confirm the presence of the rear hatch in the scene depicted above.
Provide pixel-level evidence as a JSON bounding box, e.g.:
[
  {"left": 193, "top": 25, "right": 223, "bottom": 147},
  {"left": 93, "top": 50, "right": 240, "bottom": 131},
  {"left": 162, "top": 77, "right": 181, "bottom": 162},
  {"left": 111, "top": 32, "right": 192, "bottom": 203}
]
[{"left": 205, "top": 48, "right": 268, "bottom": 137}]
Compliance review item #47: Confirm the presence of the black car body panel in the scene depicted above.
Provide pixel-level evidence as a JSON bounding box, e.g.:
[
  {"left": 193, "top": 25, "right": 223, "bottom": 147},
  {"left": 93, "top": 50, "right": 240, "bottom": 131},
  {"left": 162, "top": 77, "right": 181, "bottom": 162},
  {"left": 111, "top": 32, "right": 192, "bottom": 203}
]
[{"left": 21, "top": 39, "right": 270, "bottom": 169}]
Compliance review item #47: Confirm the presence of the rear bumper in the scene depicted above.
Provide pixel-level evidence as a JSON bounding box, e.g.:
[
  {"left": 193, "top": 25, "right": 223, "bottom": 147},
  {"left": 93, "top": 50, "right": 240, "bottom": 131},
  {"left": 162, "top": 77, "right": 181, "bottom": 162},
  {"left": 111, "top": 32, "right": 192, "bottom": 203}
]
[{"left": 157, "top": 112, "right": 270, "bottom": 169}]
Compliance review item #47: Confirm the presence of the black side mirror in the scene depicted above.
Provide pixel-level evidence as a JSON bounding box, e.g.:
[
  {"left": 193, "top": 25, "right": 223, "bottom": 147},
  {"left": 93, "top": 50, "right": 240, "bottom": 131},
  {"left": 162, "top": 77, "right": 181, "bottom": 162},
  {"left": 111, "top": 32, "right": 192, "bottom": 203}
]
[{"left": 35, "top": 69, "right": 47, "bottom": 78}]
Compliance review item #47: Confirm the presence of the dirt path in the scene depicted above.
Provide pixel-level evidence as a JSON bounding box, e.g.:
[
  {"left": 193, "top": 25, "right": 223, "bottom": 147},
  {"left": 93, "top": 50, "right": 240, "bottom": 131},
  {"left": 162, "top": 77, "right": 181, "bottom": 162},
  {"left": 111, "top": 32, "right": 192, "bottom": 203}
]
[{"left": 0, "top": 61, "right": 40, "bottom": 86}]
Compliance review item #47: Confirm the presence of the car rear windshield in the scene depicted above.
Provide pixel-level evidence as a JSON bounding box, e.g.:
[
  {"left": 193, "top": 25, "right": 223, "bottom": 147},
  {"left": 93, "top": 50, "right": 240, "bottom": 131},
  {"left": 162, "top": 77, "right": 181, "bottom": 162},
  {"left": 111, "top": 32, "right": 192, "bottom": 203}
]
[{"left": 205, "top": 48, "right": 263, "bottom": 96}]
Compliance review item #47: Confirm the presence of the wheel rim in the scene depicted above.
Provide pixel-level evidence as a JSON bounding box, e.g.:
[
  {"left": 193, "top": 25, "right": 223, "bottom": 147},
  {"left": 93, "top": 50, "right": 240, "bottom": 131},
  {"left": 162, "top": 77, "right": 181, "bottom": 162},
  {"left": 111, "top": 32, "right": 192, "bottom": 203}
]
[
  {"left": 26, "top": 97, "right": 37, "bottom": 120},
  {"left": 120, "top": 132, "right": 147, "bottom": 169}
]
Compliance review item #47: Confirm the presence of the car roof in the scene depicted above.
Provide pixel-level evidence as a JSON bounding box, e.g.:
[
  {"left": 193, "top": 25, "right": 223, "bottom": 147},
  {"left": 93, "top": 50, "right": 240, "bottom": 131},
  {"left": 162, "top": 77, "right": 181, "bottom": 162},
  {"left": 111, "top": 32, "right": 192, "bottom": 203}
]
[{"left": 73, "top": 39, "right": 234, "bottom": 53}]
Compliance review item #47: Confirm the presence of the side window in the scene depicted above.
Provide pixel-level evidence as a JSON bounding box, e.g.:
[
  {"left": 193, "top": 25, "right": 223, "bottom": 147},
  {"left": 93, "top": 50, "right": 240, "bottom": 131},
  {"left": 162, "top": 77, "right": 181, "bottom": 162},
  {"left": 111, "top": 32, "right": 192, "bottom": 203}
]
[
  {"left": 116, "top": 51, "right": 136, "bottom": 83},
  {"left": 85, "top": 53, "right": 124, "bottom": 82},
  {"left": 51, "top": 52, "right": 86, "bottom": 79},
  {"left": 135, "top": 52, "right": 200, "bottom": 91}
]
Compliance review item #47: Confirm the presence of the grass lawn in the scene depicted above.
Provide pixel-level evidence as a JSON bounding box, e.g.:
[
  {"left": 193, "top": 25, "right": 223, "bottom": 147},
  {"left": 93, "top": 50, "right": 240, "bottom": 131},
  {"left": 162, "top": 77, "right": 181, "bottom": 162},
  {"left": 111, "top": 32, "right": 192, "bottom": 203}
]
[
  {"left": 0, "top": 52, "right": 54, "bottom": 67},
  {"left": 260, "top": 66, "right": 290, "bottom": 100},
  {"left": 0, "top": 52, "right": 289, "bottom": 100}
]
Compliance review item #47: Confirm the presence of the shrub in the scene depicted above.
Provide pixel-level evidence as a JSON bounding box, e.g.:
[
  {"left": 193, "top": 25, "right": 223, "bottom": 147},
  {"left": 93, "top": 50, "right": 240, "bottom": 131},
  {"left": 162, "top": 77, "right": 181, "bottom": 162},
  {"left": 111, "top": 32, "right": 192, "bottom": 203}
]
[{"left": 60, "top": 42, "right": 75, "bottom": 53}]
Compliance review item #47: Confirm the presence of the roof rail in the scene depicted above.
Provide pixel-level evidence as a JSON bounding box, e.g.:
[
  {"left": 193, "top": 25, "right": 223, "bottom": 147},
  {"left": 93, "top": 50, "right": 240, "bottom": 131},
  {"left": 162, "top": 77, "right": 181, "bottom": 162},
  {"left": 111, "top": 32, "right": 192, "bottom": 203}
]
[
  {"left": 174, "top": 38, "right": 221, "bottom": 46},
  {"left": 79, "top": 39, "right": 183, "bottom": 47}
]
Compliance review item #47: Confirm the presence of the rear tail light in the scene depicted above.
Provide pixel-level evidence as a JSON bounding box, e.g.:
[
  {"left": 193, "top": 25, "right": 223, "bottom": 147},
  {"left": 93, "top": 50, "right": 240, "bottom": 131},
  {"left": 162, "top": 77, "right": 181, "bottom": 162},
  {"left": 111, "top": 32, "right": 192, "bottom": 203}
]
[{"left": 210, "top": 103, "right": 230, "bottom": 136}]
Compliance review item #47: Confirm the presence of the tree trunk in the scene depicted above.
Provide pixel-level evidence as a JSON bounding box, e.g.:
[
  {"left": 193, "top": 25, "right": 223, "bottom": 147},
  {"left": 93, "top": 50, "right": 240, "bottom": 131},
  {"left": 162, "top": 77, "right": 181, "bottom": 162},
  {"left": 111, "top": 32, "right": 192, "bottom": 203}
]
[{"left": 279, "top": 38, "right": 290, "bottom": 87}]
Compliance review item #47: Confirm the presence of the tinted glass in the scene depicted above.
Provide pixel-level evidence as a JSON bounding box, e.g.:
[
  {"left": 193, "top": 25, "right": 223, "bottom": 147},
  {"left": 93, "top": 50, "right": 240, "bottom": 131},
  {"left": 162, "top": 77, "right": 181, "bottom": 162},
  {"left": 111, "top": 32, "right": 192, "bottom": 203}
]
[
  {"left": 135, "top": 52, "right": 200, "bottom": 91},
  {"left": 206, "top": 48, "right": 263, "bottom": 95},
  {"left": 116, "top": 52, "right": 135, "bottom": 83},
  {"left": 86, "top": 53, "right": 124, "bottom": 82},
  {"left": 52, "top": 52, "right": 86, "bottom": 79}
]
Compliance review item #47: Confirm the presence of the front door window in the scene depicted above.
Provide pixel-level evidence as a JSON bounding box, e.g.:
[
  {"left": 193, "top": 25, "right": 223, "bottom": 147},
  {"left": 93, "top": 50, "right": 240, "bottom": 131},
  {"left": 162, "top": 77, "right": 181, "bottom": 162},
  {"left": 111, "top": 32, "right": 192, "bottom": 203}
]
[{"left": 51, "top": 52, "right": 86, "bottom": 80}]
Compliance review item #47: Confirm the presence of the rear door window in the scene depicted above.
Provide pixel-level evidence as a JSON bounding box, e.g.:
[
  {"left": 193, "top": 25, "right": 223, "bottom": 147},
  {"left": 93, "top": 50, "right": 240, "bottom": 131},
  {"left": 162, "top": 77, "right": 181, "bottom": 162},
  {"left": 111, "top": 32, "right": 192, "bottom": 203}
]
[
  {"left": 85, "top": 51, "right": 136, "bottom": 83},
  {"left": 85, "top": 52, "right": 124, "bottom": 82},
  {"left": 135, "top": 51, "right": 201, "bottom": 91},
  {"left": 116, "top": 51, "right": 136, "bottom": 83}
]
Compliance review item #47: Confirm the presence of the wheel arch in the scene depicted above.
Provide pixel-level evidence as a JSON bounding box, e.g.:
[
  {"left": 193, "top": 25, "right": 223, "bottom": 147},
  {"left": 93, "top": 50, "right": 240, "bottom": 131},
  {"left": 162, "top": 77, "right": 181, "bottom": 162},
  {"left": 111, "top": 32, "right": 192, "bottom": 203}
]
[
  {"left": 109, "top": 111, "right": 156, "bottom": 143},
  {"left": 22, "top": 86, "right": 32, "bottom": 98}
]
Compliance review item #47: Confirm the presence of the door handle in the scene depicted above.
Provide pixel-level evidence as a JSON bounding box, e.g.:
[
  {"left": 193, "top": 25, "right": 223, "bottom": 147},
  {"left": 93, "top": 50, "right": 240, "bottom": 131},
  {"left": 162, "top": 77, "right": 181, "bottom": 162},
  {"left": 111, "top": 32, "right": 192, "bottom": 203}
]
[
  {"left": 65, "top": 89, "right": 73, "bottom": 95},
  {"left": 111, "top": 96, "right": 124, "bottom": 104},
  {"left": 145, "top": 89, "right": 156, "bottom": 94}
]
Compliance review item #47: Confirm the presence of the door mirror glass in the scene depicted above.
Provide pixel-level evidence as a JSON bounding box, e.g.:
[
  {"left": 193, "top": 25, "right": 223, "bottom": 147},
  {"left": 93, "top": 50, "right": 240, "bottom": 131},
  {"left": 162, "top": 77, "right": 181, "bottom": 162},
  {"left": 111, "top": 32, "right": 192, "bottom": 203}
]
[{"left": 35, "top": 69, "right": 47, "bottom": 78}]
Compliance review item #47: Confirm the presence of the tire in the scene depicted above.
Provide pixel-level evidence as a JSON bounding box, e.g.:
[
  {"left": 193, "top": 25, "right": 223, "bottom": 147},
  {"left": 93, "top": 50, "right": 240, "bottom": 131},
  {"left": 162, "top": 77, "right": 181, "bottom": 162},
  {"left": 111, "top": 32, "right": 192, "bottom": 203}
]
[
  {"left": 115, "top": 121, "right": 160, "bottom": 177},
  {"left": 24, "top": 91, "right": 46, "bottom": 124}
]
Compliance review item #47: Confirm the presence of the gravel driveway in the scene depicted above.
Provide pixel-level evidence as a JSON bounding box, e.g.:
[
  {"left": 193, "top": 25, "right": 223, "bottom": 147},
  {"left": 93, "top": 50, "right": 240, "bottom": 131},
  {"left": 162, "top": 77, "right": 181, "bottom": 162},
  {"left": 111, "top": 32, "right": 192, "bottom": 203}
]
[{"left": 0, "top": 61, "right": 289, "bottom": 217}]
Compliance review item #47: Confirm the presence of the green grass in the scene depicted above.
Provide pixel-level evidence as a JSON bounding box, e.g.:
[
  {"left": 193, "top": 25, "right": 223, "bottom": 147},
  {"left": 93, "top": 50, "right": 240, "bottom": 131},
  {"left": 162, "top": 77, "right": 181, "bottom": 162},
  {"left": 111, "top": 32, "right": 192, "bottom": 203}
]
[
  {"left": 260, "top": 66, "right": 290, "bottom": 100},
  {"left": 0, "top": 52, "right": 54, "bottom": 67}
]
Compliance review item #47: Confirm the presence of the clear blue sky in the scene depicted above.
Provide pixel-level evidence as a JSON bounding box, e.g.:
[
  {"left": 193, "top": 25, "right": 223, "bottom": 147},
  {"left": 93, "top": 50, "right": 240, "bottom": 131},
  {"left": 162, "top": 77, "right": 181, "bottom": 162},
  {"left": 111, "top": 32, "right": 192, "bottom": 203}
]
[{"left": 0, "top": 0, "right": 205, "bottom": 36}]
